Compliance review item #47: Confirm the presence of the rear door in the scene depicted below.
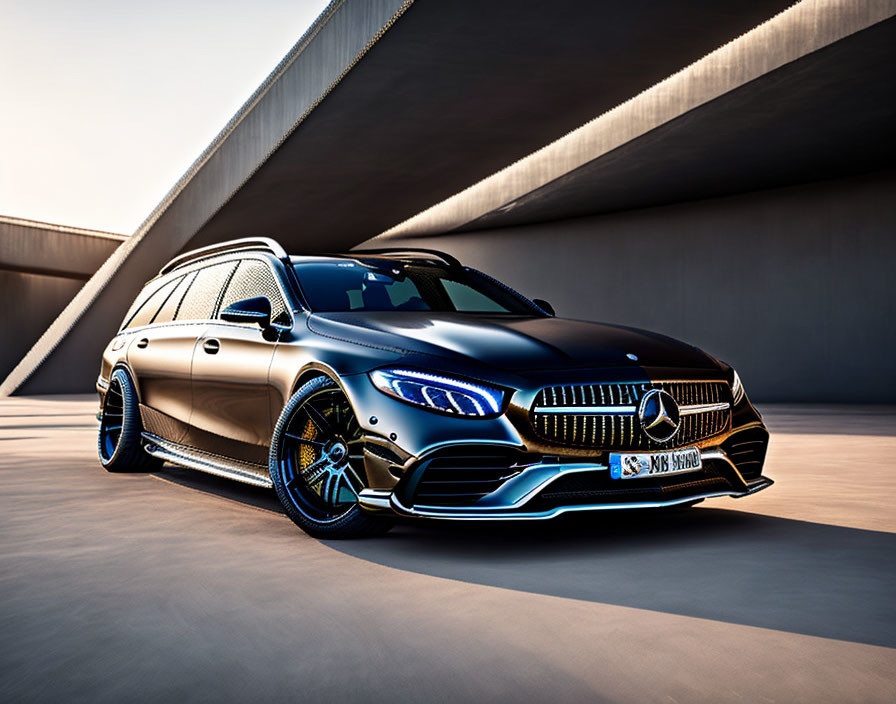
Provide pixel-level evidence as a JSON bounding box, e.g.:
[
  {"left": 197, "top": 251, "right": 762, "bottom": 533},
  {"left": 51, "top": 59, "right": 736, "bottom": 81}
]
[
  {"left": 188, "top": 257, "right": 290, "bottom": 465},
  {"left": 125, "top": 272, "right": 203, "bottom": 443}
]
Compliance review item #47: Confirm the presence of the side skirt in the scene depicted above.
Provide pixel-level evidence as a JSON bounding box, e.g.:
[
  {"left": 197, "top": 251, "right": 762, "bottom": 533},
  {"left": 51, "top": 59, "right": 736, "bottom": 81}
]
[{"left": 142, "top": 432, "right": 273, "bottom": 489}]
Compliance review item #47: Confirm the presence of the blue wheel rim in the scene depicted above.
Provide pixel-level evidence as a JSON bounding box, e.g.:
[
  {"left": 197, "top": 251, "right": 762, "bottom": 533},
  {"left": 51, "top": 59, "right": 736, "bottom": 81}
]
[
  {"left": 99, "top": 377, "right": 125, "bottom": 462},
  {"left": 277, "top": 387, "right": 367, "bottom": 523}
]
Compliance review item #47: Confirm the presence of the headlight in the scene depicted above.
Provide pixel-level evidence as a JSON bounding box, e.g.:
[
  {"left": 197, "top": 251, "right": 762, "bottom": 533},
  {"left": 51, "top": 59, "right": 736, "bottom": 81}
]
[
  {"left": 369, "top": 368, "right": 505, "bottom": 417},
  {"left": 731, "top": 369, "right": 746, "bottom": 405}
]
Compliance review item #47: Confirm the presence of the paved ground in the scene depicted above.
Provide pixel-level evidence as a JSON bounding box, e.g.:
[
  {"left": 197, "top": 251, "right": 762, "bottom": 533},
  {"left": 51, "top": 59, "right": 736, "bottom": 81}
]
[{"left": 1, "top": 395, "right": 894, "bottom": 703}]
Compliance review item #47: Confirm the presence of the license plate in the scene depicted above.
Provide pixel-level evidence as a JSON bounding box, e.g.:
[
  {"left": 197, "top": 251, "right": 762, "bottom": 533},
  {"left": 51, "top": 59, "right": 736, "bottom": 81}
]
[{"left": 609, "top": 446, "right": 702, "bottom": 479}]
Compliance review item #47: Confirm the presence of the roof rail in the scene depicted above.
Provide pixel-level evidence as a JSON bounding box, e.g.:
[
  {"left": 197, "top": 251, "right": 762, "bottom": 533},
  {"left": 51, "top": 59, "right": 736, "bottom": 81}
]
[
  {"left": 159, "top": 237, "right": 289, "bottom": 275},
  {"left": 348, "top": 247, "right": 462, "bottom": 269}
]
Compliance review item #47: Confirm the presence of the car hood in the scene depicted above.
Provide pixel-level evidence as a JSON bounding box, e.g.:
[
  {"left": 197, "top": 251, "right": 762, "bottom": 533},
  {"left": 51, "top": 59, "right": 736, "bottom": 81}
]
[{"left": 307, "top": 312, "right": 719, "bottom": 372}]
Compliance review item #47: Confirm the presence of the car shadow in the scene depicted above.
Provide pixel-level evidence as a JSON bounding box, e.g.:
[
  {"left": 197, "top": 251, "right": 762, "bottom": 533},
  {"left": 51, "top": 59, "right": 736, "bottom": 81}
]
[
  {"left": 151, "top": 463, "right": 895, "bottom": 649},
  {"left": 327, "top": 508, "right": 896, "bottom": 648},
  {"left": 152, "top": 465, "right": 284, "bottom": 514}
]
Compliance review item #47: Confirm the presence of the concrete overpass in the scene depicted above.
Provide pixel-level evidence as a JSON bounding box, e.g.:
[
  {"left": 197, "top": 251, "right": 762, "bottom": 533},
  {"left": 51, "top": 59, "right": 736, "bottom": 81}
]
[
  {"left": 0, "top": 216, "right": 125, "bottom": 382},
  {"left": 2, "top": 0, "right": 893, "bottom": 399},
  {"left": 370, "top": 4, "right": 896, "bottom": 402}
]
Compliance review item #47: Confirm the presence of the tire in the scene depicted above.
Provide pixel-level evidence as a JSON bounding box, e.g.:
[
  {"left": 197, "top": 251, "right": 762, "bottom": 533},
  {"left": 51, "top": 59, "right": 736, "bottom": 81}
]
[
  {"left": 270, "top": 376, "right": 393, "bottom": 539},
  {"left": 98, "top": 367, "right": 162, "bottom": 473}
]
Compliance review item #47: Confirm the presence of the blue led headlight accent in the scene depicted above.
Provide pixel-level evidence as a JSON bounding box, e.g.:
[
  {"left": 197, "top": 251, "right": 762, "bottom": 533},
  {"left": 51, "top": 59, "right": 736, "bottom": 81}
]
[{"left": 369, "top": 368, "right": 504, "bottom": 417}]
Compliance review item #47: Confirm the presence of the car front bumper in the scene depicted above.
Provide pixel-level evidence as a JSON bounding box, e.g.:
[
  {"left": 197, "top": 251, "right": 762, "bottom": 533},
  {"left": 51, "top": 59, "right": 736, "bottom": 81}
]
[
  {"left": 357, "top": 432, "right": 772, "bottom": 520},
  {"left": 336, "top": 370, "right": 772, "bottom": 519}
]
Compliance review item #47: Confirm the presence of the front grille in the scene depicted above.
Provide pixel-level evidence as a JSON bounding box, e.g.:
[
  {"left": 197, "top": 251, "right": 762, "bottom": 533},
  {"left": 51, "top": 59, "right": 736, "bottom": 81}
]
[
  {"left": 530, "top": 381, "right": 731, "bottom": 450},
  {"left": 410, "top": 447, "right": 537, "bottom": 507},
  {"left": 722, "top": 427, "right": 769, "bottom": 480}
]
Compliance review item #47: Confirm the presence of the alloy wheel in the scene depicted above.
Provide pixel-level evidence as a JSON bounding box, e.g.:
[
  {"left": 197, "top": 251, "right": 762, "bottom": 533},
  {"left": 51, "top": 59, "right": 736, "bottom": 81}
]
[{"left": 276, "top": 386, "right": 368, "bottom": 523}]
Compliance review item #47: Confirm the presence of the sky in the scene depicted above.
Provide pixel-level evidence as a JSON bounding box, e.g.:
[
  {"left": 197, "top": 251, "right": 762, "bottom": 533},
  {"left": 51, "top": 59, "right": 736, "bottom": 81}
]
[{"left": 0, "top": 0, "right": 331, "bottom": 234}]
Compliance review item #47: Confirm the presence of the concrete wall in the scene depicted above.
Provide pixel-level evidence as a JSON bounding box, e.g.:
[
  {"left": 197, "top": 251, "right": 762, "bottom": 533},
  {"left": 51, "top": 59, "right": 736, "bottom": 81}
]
[
  {"left": 376, "top": 171, "right": 895, "bottom": 403},
  {"left": 0, "top": 217, "right": 125, "bottom": 279},
  {"left": 0, "top": 217, "right": 125, "bottom": 384},
  {"left": 0, "top": 271, "right": 84, "bottom": 382}
]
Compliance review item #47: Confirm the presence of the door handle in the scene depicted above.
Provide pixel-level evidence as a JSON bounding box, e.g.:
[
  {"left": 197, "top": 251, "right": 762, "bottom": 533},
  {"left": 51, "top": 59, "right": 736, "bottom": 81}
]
[
  {"left": 136, "top": 338, "right": 149, "bottom": 349},
  {"left": 202, "top": 339, "right": 220, "bottom": 355}
]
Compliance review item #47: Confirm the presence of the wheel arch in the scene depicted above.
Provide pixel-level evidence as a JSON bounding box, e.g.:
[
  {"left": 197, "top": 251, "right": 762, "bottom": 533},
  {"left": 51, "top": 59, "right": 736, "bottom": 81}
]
[
  {"left": 290, "top": 363, "right": 341, "bottom": 397},
  {"left": 108, "top": 361, "right": 142, "bottom": 404}
]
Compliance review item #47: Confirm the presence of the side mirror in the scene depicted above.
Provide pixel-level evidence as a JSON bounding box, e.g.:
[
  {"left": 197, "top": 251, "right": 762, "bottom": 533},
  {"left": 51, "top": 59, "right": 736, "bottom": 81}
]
[
  {"left": 532, "top": 298, "right": 555, "bottom": 316},
  {"left": 221, "top": 296, "right": 272, "bottom": 328}
]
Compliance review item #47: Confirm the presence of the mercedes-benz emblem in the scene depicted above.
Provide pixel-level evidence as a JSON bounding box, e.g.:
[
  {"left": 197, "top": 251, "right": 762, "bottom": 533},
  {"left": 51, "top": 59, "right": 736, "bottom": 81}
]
[{"left": 638, "top": 389, "right": 681, "bottom": 442}]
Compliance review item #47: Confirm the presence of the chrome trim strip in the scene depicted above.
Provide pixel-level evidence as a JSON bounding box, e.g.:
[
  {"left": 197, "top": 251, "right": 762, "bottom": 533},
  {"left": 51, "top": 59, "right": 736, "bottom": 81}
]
[
  {"left": 532, "top": 401, "right": 730, "bottom": 416},
  {"left": 739, "top": 477, "right": 775, "bottom": 495},
  {"left": 357, "top": 489, "right": 393, "bottom": 509},
  {"left": 160, "top": 237, "right": 289, "bottom": 275},
  {"left": 532, "top": 405, "right": 636, "bottom": 414},
  {"left": 142, "top": 432, "right": 273, "bottom": 488},
  {"left": 680, "top": 402, "right": 730, "bottom": 415},
  {"left": 96, "top": 375, "right": 110, "bottom": 392},
  {"left": 389, "top": 482, "right": 772, "bottom": 520}
]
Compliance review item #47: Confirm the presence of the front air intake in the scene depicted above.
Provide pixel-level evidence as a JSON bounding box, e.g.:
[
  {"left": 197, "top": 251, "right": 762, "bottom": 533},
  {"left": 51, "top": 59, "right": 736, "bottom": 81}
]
[{"left": 407, "top": 446, "right": 539, "bottom": 507}]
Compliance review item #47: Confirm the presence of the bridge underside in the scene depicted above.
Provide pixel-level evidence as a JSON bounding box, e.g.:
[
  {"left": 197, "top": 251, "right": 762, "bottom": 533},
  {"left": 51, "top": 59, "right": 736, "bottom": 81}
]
[
  {"left": 187, "top": 0, "right": 798, "bottom": 250},
  {"left": 3, "top": 0, "right": 893, "bottom": 400},
  {"left": 444, "top": 18, "right": 896, "bottom": 234},
  {"left": 365, "top": 10, "right": 895, "bottom": 402}
]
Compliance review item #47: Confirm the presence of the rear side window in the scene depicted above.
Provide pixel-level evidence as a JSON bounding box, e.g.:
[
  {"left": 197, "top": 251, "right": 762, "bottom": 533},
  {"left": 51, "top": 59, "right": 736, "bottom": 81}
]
[
  {"left": 120, "top": 278, "right": 165, "bottom": 330},
  {"left": 153, "top": 271, "right": 195, "bottom": 324},
  {"left": 218, "top": 259, "right": 289, "bottom": 324},
  {"left": 175, "top": 262, "right": 237, "bottom": 321},
  {"left": 122, "top": 277, "right": 180, "bottom": 330}
]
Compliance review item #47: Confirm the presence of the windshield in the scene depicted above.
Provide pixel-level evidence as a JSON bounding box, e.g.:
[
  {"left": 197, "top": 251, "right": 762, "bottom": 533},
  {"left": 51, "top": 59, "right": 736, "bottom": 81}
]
[{"left": 292, "top": 259, "right": 541, "bottom": 314}]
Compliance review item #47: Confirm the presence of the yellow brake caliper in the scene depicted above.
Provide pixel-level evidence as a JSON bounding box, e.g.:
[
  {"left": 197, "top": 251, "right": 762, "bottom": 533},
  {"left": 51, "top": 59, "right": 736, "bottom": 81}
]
[{"left": 300, "top": 418, "right": 320, "bottom": 492}]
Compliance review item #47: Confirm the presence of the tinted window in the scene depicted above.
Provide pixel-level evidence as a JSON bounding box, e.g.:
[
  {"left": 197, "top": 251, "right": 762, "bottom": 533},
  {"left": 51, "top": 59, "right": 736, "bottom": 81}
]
[
  {"left": 292, "top": 259, "right": 538, "bottom": 314},
  {"left": 218, "top": 259, "right": 289, "bottom": 324},
  {"left": 442, "top": 279, "right": 510, "bottom": 313},
  {"left": 120, "top": 277, "right": 167, "bottom": 330},
  {"left": 175, "top": 262, "right": 237, "bottom": 321},
  {"left": 153, "top": 271, "right": 195, "bottom": 324},
  {"left": 123, "top": 277, "right": 180, "bottom": 330}
]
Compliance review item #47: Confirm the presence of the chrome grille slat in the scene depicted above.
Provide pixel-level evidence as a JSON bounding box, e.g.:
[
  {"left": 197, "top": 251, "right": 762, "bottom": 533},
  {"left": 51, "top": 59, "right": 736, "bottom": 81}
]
[{"left": 531, "top": 381, "right": 731, "bottom": 449}]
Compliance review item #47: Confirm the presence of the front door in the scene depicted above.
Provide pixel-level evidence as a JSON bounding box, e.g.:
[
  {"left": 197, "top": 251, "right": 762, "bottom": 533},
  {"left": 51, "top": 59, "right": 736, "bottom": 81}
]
[
  {"left": 184, "top": 256, "right": 292, "bottom": 465},
  {"left": 187, "top": 321, "right": 277, "bottom": 465}
]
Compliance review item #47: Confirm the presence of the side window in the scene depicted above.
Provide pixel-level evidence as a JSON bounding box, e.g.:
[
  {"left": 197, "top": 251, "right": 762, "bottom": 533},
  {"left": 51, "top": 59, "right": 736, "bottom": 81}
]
[
  {"left": 218, "top": 259, "right": 289, "bottom": 324},
  {"left": 120, "top": 278, "right": 166, "bottom": 330},
  {"left": 123, "top": 277, "right": 180, "bottom": 330},
  {"left": 441, "top": 279, "right": 510, "bottom": 313},
  {"left": 175, "top": 262, "right": 237, "bottom": 322},
  {"left": 153, "top": 271, "right": 195, "bottom": 325}
]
